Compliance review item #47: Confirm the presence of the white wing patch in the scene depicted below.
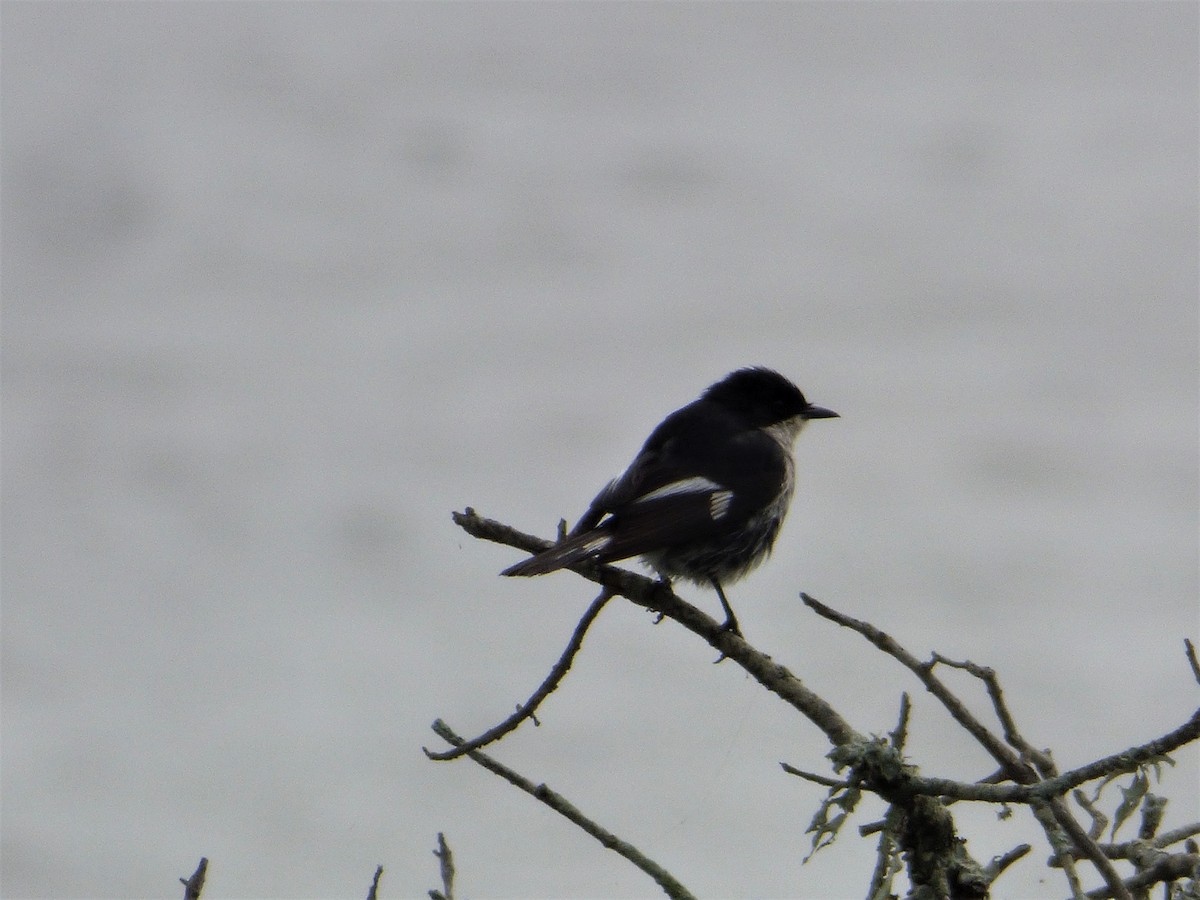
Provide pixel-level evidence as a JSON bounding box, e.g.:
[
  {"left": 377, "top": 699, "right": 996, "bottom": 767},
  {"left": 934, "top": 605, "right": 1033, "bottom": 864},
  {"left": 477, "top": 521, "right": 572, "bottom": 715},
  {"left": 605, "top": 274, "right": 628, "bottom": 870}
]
[
  {"left": 708, "top": 489, "right": 734, "bottom": 520},
  {"left": 581, "top": 535, "right": 612, "bottom": 555},
  {"left": 635, "top": 477, "right": 734, "bottom": 521},
  {"left": 638, "top": 476, "right": 725, "bottom": 502}
]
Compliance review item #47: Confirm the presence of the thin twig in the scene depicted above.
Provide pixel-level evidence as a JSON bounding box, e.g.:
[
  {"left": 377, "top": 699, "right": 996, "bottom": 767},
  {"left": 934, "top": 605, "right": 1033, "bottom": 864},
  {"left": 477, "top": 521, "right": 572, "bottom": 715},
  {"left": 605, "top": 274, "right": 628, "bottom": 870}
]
[
  {"left": 180, "top": 858, "right": 207, "bottom": 900},
  {"left": 984, "top": 843, "right": 1032, "bottom": 881},
  {"left": 1084, "top": 852, "right": 1200, "bottom": 899},
  {"left": 366, "top": 865, "right": 383, "bottom": 900},
  {"left": 424, "top": 589, "right": 614, "bottom": 760},
  {"left": 428, "top": 834, "right": 454, "bottom": 900},
  {"left": 1185, "top": 639, "right": 1200, "bottom": 686},
  {"left": 1009, "top": 710, "right": 1200, "bottom": 801},
  {"left": 1152, "top": 821, "right": 1200, "bottom": 849},
  {"left": 1048, "top": 797, "right": 1132, "bottom": 900},
  {"left": 1031, "top": 802, "right": 1086, "bottom": 899},
  {"left": 859, "top": 819, "right": 886, "bottom": 837},
  {"left": 429, "top": 719, "right": 697, "bottom": 900},
  {"left": 930, "top": 652, "right": 1054, "bottom": 774},
  {"left": 779, "top": 762, "right": 848, "bottom": 788},
  {"left": 1073, "top": 788, "right": 1109, "bottom": 840},
  {"left": 889, "top": 693, "right": 911, "bottom": 752},
  {"left": 802, "top": 593, "right": 1035, "bottom": 780},
  {"left": 865, "top": 806, "right": 903, "bottom": 900}
]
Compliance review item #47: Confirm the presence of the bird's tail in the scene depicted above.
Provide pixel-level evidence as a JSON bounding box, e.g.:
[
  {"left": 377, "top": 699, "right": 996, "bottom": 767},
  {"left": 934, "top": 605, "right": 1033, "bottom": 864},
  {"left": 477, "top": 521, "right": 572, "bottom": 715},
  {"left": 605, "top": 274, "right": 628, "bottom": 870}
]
[{"left": 501, "top": 530, "right": 613, "bottom": 577}]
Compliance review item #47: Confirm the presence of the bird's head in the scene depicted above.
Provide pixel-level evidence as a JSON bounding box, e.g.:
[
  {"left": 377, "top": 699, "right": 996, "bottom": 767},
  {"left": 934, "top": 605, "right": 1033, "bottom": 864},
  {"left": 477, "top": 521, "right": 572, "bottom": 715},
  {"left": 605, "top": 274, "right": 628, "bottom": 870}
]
[{"left": 705, "top": 367, "right": 838, "bottom": 436}]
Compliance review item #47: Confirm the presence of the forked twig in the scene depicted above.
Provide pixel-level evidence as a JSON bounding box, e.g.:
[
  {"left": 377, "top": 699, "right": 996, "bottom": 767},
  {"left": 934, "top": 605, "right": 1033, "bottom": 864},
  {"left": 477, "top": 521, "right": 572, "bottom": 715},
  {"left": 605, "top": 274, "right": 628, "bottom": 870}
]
[
  {"left": 425, "top": 589, "right": 613, "bottom": 761},
  {"left": 801, "top": 593, "right": 1034, "bottom": 779},
  {"left": 800, "top": 592, "right": 1139, "bottom": 900}
]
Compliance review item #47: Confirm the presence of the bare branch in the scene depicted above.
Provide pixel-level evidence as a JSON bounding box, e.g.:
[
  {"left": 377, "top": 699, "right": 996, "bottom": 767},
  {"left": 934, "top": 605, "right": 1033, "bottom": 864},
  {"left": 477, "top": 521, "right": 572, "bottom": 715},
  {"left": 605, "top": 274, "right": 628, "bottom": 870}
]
[
  {"left": 180, "top": 858, "right": 207, "bottom": 900},
  {"left": 929, "top": 653, "right": 1054, "bottom": 774},
  {"left": 801, "top": 593, "right": 1200, "bottom": 802},
  {"left": 424, "top": 589, "right": 613, "bottom": 760},
  {"left": 1185, "top": 639, "right": 1200, "bottom": 686},
  {"left": 429, "top": 719, "right": 697, "bottom": 900},
  {"left": 890, "top": 693, "right": 911, "bottom": 752},
  {"left": 1017, "top": 711, "right": 1200, "bottom": 800},
  {"left": 1073, "top": 788, "right": 1108, "bottom": 841},
  {"left": 1047, "top": 798, "right": 1132, "bottom": 900},
  {"left": 1028, "top": 802, "right": 1087, "bottom": 899},
  {"left": 865, "top": 806, "right": 903, "bottom": 900},
  {"left": 1153, "top": 822, "right": 1200, "bottom": 850},
  {"left": 799, "top": 593, "right": 1164, "bottom": 900},
  {"left": 779, "top": 762, "right": 847, "bottom": 788},
  {"left": 366, "top": 865, "right": 383, "bottom": 900},
  {"left": 801, "top": 593, "right": 1035, "bottom": 781},
  {"left": 984, "top": 843, "right": 1032, "bottom": 881},
  {"left": 452, "top": 511, "right": 1198, "bottom": 899},
  {"left": 1051, "top": 822, "right": 1200, "bottom": 864},
  {"left": 455, "top": 509, "right": 861, "bottom": 747},
  {"left": 1084, "top": 851, "right": 1200, "bottom": 899},
  {"left": 428, "top": 834, "right": 454, "bottom": 900}
]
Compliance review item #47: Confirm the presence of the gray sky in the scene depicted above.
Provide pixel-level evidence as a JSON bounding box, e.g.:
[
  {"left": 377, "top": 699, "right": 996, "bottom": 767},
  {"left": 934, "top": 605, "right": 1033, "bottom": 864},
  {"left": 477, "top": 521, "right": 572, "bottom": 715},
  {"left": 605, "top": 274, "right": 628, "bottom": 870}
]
[{"left": 3, "top": 3, "right": 1197, "bottom": 897}]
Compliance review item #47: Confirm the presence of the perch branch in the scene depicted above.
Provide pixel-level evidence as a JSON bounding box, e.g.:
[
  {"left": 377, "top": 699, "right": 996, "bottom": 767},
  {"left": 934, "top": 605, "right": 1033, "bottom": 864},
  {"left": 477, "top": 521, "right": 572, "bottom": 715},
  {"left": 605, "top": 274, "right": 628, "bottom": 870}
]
[
  {"left": 453, "top": 509, "right": 861, "bottom": 747},
  {"left": 452, "top": 510, "right": 1197, "bottom": 900}
]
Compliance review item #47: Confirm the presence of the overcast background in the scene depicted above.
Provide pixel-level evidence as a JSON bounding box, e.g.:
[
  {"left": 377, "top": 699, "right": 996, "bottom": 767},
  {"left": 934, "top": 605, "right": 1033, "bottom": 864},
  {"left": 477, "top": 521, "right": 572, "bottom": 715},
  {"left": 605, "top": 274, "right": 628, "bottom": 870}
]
[{"left": 3, "top": 3, "right": 1197, "bottom": 898}]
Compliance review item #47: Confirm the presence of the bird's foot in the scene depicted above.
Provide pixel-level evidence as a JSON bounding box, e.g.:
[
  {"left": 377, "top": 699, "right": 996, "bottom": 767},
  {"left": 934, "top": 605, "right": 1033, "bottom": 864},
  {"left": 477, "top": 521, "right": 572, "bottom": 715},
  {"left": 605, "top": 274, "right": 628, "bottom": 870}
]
[
  {"left": 711, "top": 615, "right": 742, "bottom": 663},
  {"left": 718, "top": 614, "right": 742, "bottom": 638},
  {"left": 647, "top": 576, "right": 674, "bottom": 625}
]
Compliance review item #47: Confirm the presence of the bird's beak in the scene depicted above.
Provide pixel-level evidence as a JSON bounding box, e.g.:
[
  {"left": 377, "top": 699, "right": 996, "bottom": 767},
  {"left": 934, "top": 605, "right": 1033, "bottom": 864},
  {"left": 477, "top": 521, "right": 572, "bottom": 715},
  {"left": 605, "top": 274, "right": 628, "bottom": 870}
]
[{"left": 803, "top": 405, "right": 839, "bottom": 420}]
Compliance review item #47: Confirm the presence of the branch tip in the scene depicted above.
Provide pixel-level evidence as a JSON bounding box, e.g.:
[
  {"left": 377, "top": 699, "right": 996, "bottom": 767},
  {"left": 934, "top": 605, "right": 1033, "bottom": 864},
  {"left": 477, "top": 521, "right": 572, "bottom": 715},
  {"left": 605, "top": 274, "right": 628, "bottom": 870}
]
[{"left": 1184, "top": 638, "right": 1200, "bottom": 686}]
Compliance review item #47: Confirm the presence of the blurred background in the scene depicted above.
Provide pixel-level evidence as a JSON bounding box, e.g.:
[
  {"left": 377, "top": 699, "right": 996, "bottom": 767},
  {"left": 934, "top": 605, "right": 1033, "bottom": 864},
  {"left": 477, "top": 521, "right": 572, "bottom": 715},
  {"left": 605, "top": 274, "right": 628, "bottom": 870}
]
[{"left": 3, "top": 3, "right": 1196, "bottom": 897}]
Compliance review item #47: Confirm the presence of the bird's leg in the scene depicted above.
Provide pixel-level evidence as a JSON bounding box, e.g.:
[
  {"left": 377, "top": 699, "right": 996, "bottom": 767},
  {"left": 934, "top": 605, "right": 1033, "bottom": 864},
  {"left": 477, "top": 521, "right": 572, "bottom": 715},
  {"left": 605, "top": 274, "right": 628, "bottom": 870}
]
[
  {"left": 649, "top": 574, "right": 672, "bottom": 624},
  {"left": 709, "top": 577, "right": 741, "bottom": 636}
]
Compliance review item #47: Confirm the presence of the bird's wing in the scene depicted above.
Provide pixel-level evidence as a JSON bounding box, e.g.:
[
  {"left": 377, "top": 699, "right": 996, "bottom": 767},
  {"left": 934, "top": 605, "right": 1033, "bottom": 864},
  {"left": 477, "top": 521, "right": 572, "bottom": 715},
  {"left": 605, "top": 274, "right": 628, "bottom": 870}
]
[
  {"left": 580, "top": 410, "right": 789, "bottom": 561},
  {"left": 505, "top": 406, "right": 789, "bottom": 575},
  {"left": 573, "top": 401, "right": 735, "bottom": 525}
]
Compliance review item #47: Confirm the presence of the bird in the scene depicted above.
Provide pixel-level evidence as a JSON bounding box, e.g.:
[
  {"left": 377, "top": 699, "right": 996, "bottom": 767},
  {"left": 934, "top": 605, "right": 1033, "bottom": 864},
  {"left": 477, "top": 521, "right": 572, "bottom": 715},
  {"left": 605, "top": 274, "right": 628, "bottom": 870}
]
[{"left": 502, "top": 367, "right": 837, "bottom": 635}]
